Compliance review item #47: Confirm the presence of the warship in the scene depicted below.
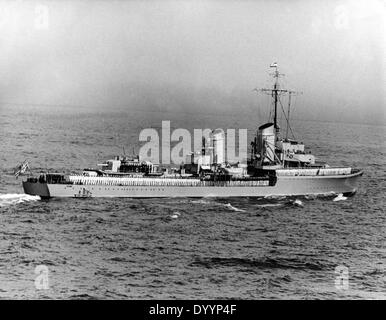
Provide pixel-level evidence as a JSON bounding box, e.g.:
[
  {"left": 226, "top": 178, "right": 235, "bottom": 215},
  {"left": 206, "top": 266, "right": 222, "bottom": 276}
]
[{"left": 22, "top": 64, "right": 363, "bottom": 198}]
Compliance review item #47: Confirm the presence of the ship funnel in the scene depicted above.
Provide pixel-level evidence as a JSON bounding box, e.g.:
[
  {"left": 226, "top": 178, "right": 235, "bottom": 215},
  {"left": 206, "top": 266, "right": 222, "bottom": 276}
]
[
  {"left": 212, "top": 129, "right": 225, "bottom": 165},
  {"left": 258, "top": 123, "right": 275, "bottom": 164}
]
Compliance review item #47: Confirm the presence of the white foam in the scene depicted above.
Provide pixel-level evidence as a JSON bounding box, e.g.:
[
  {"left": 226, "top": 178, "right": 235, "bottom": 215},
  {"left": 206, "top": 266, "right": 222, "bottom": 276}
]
[
  {"left": 191, "top": 199, "right": 211, "bottom": 205},
  {"left": 170, "top": 211, "right": 181, "bottom": 219},
  {"left": 264, "top": 195, "right": 287, "bottom": 201},
  {"left": 293, "top": 199, "right": 304, "bottom": 207},
  {"left": 333, "top": 193, "right": 347, "bottom": 202},
  {"left": 0, "top": 193, "right": 40, "bottom": 207},
  {"left": 224, "top": 203, "right": 246, "bottom": 212},
  {"left": 257, "top": 203, "right": 283, "bottom": 208}
]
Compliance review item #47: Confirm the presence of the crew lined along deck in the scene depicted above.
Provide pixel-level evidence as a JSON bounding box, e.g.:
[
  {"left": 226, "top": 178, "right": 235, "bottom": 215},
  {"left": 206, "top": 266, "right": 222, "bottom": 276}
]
[
  {"left": 276, "top": 168, "right": 352, "bottom": 176},
  {"left": 68, "top": 176, "right": 270, "bottom": 187}
]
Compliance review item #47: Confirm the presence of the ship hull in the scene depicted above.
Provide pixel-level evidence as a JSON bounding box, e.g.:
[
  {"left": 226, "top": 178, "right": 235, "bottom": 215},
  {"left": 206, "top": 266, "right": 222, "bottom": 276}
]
[{"left": 23, "top": 171, "right": 363, "bottom": 198}]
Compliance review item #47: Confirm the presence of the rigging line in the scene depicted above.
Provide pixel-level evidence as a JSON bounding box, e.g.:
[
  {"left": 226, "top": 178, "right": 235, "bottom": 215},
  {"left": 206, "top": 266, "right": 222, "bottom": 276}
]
[
  {"left": 268, "top": 98, "right": 273, "bottom": 123},
  {"left": 278, "top": 97, "right": 296, "bottom": 140}
]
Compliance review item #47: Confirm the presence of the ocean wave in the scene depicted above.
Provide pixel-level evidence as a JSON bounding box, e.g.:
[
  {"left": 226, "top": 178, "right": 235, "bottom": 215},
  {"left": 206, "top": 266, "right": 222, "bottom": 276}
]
[
  {"left": 0, "top": 193, "right": 40, "bottom": 207},
  {"left": 333, "top": 193, "right": 347, "bottom": 202},
  {"left": 68, "top": 293, "right": 99, "bottom": 300},
  {"left": 170, "top": 211, "right": 181, "bottom": 219},
  {"left": 264, "top": 195, "right": 288, "bottom": 201},
  {"left": 289, "top": 199, "right": 304, "bottom": 207},
  {"left": 257, "top": 203, "right": 284, "bottom": 208},
  {"left": 190, "top": 199, "right": 246, "bottom": 212},
  {"left": 190, "top": 199, "right": 212, "bottom": 205},
  {"left": 190, "top": 256, "right": 327, "bottom": 271},
  {"left": 223, "top": 203, "right": 246, "bottom": 212}
]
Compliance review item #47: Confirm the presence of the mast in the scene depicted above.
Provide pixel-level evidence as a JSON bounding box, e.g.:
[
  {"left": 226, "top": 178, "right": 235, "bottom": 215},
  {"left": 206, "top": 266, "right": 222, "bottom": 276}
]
[
  {"left": 252, "top": 63, "right": 303, "bottom": 167},
  {"left": 286, "top": 90, "right": 302, "bottom": 140},
  {"left": 286, "top": 91, "right": 291, "bottom": 140},
  {"left": 257, "top": 62, "right": 287, "bottom": 137},
  {"left": 273, "top": 65, "right": 279, "bottom": 132}
]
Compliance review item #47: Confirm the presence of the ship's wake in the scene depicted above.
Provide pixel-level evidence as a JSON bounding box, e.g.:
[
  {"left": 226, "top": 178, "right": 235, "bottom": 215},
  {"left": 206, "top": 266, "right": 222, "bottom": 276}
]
[
  {"left": 333, "top": 193, "right": 347, "bottom": 202},
  {"left": 0, "top": 193, "right": 40, "bottom": 207}
]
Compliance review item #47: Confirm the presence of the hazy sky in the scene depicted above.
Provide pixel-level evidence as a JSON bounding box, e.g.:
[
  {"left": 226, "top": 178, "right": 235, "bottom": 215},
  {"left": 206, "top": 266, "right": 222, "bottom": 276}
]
[{"left": 0, "top": 0, "right": 384, "bottom": 124}]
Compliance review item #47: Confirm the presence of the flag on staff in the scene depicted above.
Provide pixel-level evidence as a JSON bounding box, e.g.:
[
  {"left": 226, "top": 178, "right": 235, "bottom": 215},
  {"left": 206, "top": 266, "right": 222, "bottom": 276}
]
[
  {"left": 270, "top": 62, "right": 278, "bottom": 68},
  {"left": 14, "top": 160, "right": 30, "bottom": 178}
]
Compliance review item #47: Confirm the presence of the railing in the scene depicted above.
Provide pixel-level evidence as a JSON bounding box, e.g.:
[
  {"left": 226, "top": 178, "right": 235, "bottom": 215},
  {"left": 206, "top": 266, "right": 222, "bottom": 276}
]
[
  {"left": 67, "top": 176, "right": 273, "bottom": 187},
  {"left": 276, "top": 167, "right": 352, "bottom": 176}
]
